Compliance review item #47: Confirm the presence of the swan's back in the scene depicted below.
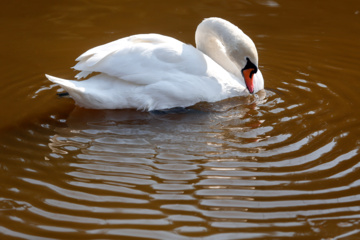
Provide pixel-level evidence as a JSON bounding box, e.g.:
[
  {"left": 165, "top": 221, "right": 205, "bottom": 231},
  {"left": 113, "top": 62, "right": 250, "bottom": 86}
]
[{"left": 74, "top": 34, "right": 209, "bottom": 83}]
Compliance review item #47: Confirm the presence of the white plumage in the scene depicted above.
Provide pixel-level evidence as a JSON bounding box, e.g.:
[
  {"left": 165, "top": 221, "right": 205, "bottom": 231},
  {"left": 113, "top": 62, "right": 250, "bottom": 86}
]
[{"left": 46, "top": 17, "right": 264, "bottom": 111}]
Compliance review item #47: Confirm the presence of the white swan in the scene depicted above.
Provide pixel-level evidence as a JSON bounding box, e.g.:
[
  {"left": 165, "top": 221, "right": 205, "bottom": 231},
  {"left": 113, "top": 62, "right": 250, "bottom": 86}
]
[{"left": 46, "top": 17, "right": 264, "bottom": 111}]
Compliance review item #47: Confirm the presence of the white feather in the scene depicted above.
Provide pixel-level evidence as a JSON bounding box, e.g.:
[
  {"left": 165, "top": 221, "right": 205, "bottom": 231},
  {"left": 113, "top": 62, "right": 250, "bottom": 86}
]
[{"left": 46, "top": 17, "right": 264, "bottom": 111}]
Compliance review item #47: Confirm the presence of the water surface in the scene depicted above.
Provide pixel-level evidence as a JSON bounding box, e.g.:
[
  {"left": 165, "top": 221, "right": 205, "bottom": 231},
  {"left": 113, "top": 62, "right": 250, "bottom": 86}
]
[{"left": 1, "top": 0, "right": 360, "bottom": 239}]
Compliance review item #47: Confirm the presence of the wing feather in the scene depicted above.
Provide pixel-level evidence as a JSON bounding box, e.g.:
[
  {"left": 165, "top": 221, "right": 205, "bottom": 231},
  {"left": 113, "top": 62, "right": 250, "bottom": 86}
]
[{"left": 72, "top": 34, "right": 209, "bottom": 85}]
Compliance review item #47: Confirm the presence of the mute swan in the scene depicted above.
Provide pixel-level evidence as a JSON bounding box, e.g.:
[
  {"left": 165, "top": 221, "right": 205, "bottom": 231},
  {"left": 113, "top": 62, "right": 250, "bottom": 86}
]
[{"left": 46, "top": 17, "right": 264, "bottom": 111}]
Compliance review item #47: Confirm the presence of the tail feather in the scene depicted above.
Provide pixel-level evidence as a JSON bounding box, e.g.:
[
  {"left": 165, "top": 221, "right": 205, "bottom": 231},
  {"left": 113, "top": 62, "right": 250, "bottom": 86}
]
[
  {"left": 45, "top": 74, "right": 76, "bottom": 88},
  {"left": 45, "top": 73, "right": 127, "bottom": 109},
  {"left": 45, "top": 74, "right": 87, "bottom": 102},
  {"left": 45, "top": 74, "right": 85, "bottom": 92}
]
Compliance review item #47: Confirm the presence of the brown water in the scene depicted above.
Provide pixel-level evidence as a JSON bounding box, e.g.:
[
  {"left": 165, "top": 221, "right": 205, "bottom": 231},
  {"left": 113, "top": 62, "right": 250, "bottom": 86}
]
[{"left": 1, "top": 0, "right": 360, "bottom": 239}]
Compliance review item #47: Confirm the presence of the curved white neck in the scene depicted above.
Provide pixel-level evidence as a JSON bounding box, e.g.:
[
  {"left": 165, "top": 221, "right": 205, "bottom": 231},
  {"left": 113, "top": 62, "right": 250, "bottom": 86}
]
[{"left": 195, "top": 18, "right": 258, "bottom": 79}]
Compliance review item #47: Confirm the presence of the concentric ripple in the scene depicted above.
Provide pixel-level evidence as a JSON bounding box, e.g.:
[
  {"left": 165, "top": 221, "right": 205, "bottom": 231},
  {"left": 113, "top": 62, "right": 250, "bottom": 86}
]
[{"left": 1, "top": 73, "right": 360, "bottom": 239}]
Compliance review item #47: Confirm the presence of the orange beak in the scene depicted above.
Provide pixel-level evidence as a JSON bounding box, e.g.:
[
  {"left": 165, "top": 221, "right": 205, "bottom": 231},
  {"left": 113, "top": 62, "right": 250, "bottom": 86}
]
[{"left": 242, "top": 68, "right": 255, "bottom": 94}]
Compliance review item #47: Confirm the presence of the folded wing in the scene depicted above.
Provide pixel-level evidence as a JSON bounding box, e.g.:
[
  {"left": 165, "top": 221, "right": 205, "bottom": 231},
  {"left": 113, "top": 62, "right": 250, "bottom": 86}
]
[{"left": 73, "top": 34, "right": 210, "bottom": 85}]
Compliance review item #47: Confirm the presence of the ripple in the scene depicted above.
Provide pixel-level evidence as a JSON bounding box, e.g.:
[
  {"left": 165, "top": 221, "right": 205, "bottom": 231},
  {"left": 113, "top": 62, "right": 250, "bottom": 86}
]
[{"left": 1, "top": 79, "right": 360, "bottom": 239}]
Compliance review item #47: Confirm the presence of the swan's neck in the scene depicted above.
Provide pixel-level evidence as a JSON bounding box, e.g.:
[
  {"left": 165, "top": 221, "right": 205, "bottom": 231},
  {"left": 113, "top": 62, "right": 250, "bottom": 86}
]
[{"left": 195, "top": 18, "right": 256, "bottom": 79}]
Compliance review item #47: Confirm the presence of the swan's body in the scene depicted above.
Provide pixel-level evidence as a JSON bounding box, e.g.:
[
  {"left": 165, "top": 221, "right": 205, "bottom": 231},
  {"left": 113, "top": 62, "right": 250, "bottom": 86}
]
[{"left": 46, "top": 17, "right": 264, "bottom": 110}]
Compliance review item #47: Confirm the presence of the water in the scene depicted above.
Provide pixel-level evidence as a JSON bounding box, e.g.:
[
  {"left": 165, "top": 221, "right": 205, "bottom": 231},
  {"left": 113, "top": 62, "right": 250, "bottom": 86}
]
[{"left": 1, "top": 0, "right": 360, "bottom": 239}]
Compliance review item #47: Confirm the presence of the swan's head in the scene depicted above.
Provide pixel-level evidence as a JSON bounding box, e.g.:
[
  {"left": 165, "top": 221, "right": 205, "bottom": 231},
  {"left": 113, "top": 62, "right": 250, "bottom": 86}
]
[{"left": 196, "top": 17, "right": 261, "bottom": 94}]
